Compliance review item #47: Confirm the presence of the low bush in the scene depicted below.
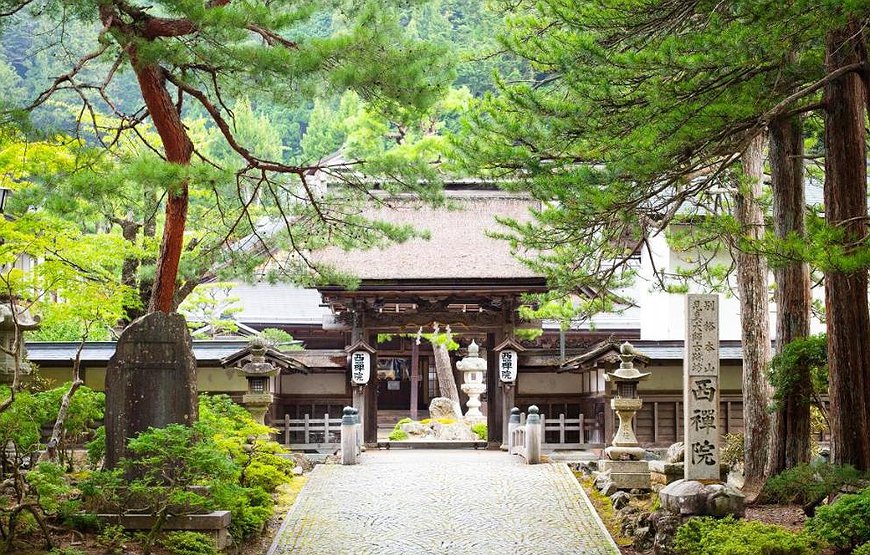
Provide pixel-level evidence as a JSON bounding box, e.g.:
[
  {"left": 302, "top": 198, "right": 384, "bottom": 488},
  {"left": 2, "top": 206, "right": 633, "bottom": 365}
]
[
  {"left": 855, "top": 544, "right": 870, "bottom": 555},
  {"left": 159, "top": 531, "right": 219, "bottom": 555},
  {"left": 388, "top": 429, "right": 408, "bottom": 441},
  {"left": 471, "top": 423, "right": 487, "bottom": 440},
  {"left": 806, "top": 486, "right": 870, "bottom": 552},
  {"left": 762, "top": 462, "right": 867, "bottom": 514},
  {"left": 96, "top": 524, "right": 129, "bottom": 555},
  {"left": 673, "top": 516, "right": 820, "bottom": 555}
]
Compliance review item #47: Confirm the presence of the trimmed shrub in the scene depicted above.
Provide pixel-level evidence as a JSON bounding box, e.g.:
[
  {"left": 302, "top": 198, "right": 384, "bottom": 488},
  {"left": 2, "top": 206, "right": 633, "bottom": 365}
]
[
  {"left": 388, "top": 429, "right": 408, "bottom": 441},
  {"left": 471, "top": 423, "right": 487, "bottom": 440},
  {"left": 762, "top": 462, "right": 867, "bottom": 513},
  {"left": 159, "top": 531, "right": 219, "bottom": 555},
  {"left": 806, "top": 486, "right": 870, "bottom": 552},
  {"left": 673, "top": 516, "right": 820, "bottom": 555}
]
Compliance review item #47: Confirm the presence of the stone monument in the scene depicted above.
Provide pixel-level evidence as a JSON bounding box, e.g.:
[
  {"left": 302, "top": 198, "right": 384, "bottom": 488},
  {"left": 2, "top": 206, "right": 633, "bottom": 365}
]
[
  {"left": 659, "top": 294, "right": 744, "bottom": 516},
  {"left": 0, "top": 301, "right": 40, "bottom": 383},
  {"left": 599, "top": 341, "right": 651, "bottom": 490},
  {"left": 105, "top": 312, "right": 198, "bottom": 472},
  {"left": 237, "top": 337, "right": 279, "bottom": 425},
  {"left": 456, "top": 340, "right": 487, "bottom": 422}
]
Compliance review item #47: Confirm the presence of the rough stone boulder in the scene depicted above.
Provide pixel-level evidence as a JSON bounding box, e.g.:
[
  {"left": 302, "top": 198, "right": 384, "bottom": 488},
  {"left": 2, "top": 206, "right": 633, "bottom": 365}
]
[
  {"left": 666, "top": 442, "right": 684, "bottom": 463},
  {"left": 433, "top": 421, "right": 478, "bottom": 441},
  {"left": 428, "top": 397, "right": 461, "bottom": 419},
  {"left": 659, "top": 479, "right": 745, "bottom": 517}
]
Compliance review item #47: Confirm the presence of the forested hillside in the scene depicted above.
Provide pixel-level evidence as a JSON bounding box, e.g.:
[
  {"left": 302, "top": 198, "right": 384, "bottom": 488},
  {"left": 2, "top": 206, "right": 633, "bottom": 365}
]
[{"left": 0, "top": 0, "right": 526, "bottom": 163}]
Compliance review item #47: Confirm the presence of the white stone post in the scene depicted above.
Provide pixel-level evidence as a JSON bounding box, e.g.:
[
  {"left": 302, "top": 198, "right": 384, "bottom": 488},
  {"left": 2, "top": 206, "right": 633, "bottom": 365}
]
[
  {"left": 507, "top": 407, "right": 521, "bottom": 452},
  {"left": 340, "top": 407, "right": 358, "bottom": 465},
  {"left": 525, "top": 405, "right": 542, "bottom": 464}
]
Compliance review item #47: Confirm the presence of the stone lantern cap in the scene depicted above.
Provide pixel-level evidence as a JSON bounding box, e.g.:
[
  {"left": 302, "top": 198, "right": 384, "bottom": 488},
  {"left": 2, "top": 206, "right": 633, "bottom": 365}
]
[
  {"left": 239, "top": 337, "right": 279, "bottom": 378},
  {"left": 456, "top": 340, "right": 486, "bottom": 372},
  {"left": 605, "top": 342, "right": 651, "bottom": 383},
  {"left": 0, "top": 303, "right": 41, "bottom": 331}
]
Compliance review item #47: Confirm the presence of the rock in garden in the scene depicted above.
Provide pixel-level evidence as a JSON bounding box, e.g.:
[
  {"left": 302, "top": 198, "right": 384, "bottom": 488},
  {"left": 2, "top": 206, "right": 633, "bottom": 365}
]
[
  {"left": 433, "top": 421, "right": 478, "bottom": 441},
  {"left": 610, "top": 491, "right": 631, "bottom": 510},
  {"left": 666, "top": 442, "right": 684, "bottom": 463},
  {"left": 428, "top": 397, "right": 461, "bottom": 419}
]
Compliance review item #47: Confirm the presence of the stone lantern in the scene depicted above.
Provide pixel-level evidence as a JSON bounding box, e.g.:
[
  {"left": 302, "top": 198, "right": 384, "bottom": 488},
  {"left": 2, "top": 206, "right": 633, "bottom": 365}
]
[
  {"left": 456, "top": 340, "right": 486, "bottom": 422},
  {"left": 600, "top": 341, "right": 652, "bottom": 490},
  {"left": 0, "top": 301, "right": 40, "bottom": 384},
  {"left": 237, "top": 337, "right": 279, "bottom": 425}
]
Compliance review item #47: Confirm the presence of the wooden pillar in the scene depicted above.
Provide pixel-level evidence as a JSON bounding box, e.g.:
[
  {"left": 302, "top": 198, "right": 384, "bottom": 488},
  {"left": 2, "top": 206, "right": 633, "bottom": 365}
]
[
  {"left": 501, "top": 382, "right": 515, "bottom": 449},
  {"left": 410, "top": 339, "right": 420, "bottom": 420},
  {"left": 365, "top": 331, "right": 378, "bottom": 445},
  {"left": 487, "top": 331, "right": 505, "bottom": 446}
]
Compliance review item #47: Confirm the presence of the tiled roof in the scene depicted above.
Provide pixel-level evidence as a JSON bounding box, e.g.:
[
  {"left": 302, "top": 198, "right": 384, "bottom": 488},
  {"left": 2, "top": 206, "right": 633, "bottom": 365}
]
[
  {"left": 229, "top": 283, "right": 330, "bottom": 325},
  {"left": 313, "top": 190, "right": 542, "bottom": 280},
  {"left": 26, "top": 340, "right": 249, "bottom": 365}
]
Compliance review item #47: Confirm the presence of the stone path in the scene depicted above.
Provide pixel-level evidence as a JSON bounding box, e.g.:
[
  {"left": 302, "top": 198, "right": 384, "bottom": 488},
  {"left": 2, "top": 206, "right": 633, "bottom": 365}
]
[{"left": 268, "top": 450, "right": 619, "bottom": 555}]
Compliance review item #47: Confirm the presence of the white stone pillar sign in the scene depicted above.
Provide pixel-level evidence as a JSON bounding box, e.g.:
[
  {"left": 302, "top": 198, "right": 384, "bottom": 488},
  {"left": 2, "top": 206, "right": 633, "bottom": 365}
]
[{"left": 684, "top": 294, "right": 720, "bottom": 481}]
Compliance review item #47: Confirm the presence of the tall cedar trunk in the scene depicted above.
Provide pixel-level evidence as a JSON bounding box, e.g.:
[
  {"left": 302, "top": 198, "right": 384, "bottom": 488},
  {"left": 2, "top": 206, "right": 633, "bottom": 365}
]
[
  {"left": 823, "top": 21, "right": 870, "bottom": 470},
  {"left": 767, "top": 115, "right": 812, "bottom": 475},
  {"left": 734, "top": 133, "right": 772, "bottom": 497},
  {"left": 433, "top": 343, "right": 461, "bottom": 415},
  {"left": 131, "top": 58, "right": 194, "bottom": 314}
]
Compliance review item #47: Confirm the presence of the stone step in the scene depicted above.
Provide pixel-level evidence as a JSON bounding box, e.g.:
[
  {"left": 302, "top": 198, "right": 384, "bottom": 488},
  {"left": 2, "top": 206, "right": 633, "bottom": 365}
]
[{"left": 377, "top": 440, "right": 488, "bottom": 450}]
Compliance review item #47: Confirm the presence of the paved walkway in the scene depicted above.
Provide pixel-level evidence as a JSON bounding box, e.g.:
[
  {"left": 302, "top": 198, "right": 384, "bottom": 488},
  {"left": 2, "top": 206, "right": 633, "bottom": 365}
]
[{"left": 268, "top": 450, "right": 619, "bottom": 555}]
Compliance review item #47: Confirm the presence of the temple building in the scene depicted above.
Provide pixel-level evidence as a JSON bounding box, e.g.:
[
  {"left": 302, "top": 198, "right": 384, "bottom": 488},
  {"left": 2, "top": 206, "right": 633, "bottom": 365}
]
[{"left": 26, "top": 179, "right": 824, "bottom": 449}]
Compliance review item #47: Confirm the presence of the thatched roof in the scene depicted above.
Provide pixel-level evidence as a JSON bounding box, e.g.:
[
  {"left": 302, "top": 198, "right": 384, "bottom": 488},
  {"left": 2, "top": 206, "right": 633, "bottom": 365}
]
[{"left": 314, "top": 190, "right": 542, "bottom": 281}]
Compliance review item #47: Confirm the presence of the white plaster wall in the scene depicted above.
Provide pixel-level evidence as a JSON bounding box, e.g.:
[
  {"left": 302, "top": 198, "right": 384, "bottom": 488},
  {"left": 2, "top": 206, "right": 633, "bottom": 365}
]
[
  {"left": 281, "top": 373, "right": 347, "bottom": 395},
  {"left": 517, "top": 372, "right": 582, "bottom": 395}
]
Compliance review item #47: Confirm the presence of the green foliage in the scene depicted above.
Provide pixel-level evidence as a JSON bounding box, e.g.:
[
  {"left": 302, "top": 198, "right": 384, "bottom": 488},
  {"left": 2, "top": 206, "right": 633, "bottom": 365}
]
[
  {"left": 158, "top": 531, "right": 219, "bottom": 555},
  {"left": 86, "top": 425, "right": 106, "bottom": 469},
  {"left": 179, "top": 283, "right": 243, "bottom": 338},
  {"left": 471, "top": 423, "right": 487, "bottom": 440},
  {"left": 48, "top": 548, "right": 87, "bottom": 555},
  {"left": 260, "top": 328, "right": 302, "bottom": 351},
  {"left": 673, "top": 516, "right": 820, "bottom": 555},
  {"left": 209, "top": 483, "right": 273, "bottom": 541},
  {"left": 388, "top": 429, "right": 409, "bottom": 441},
  {"left": 96, "top": 524, "right": 130, "bottom": 555},
  {"left": 854, "top": 543, "right": 870, "bottom": 555},
  {"left": 806, "top": 487, "right": 870, "bottom": 552},
  {"left": 198, "top": 394, "right": 295, "bottom": 493},
  {"left": 26, "top": 462, "right": 75, "bottom": 516},
  {"left": 762, "top": 463, "right": 867, "bottom": 508},
  {"left": 721, "top": 433, "right": 744, "bottom": 469},
  {"left": 768, "top": 334, "right": 829, "bottom": 410}
]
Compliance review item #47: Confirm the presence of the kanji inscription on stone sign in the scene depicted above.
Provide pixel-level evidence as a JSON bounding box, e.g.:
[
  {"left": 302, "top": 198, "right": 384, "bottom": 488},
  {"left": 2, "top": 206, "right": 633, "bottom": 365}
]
[{"left": 684, "top": 294, "right": 720, "bottom": 481}]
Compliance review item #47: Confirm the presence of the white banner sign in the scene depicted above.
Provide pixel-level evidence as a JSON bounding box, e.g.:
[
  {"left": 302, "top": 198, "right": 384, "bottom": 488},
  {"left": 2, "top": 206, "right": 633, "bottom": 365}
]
[
  {"left": 351, "top": 351, "right": 371, "bottom": 385},
  {"left": 499, "top": 350, "right": 518, "bottom": 382}
]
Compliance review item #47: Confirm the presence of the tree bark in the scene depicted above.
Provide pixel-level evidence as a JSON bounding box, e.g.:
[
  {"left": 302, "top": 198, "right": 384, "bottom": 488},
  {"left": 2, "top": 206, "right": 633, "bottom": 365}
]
[
  {"left": 733, "top": 133, "right": 772, "bottom": 497},
  {"left": 130, "top": 58, "right": 194, "bottom": 314},
  {"left": 823, "top": 20, "right": 870, "bottom": 470},
  {"left": 766, "top": 115, "right": 812, "bottom": 476},
  {"left": 431, "top": 325, "right": 461, "bottom": 415}
]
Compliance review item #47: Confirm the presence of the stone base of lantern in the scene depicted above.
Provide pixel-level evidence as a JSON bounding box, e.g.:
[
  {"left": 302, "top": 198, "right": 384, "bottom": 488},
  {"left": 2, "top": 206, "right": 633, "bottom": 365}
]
[
  {"left": 649, "top": 461, "right": 730, "bottom": 486},
  {"left": 242, "top": 392, "right": 273, "bottom": 426},
  {"left": 659, "top": 479, "right": 744, "bottom": 517},
  {"left": 599, "top": 459, "right": 651, "bottom": 490}
]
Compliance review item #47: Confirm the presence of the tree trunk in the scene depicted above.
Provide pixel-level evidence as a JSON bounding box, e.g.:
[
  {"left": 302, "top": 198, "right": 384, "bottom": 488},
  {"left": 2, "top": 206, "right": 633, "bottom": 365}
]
[
  {"left": 766, "top": 115, "right": 812, "bottom": 476},
  {"left": 430, "top": 325, "right": 461, "bottom": 415},
  {"left": 433, "top": 343, "right": 461, "bottom": 415},
  {"left": 130, "top": 58, "right": 194, "bottom": 314},
  {"left": 823, "top": 20, "right": 870, "bottom": 470},
  {"left": 733, "top": 133, "right": 772, "bottom": 497}
]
